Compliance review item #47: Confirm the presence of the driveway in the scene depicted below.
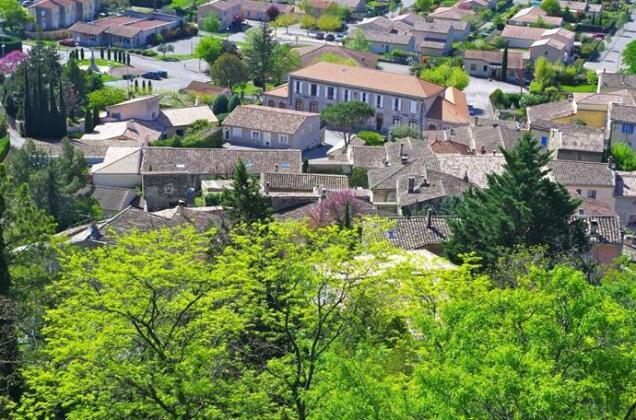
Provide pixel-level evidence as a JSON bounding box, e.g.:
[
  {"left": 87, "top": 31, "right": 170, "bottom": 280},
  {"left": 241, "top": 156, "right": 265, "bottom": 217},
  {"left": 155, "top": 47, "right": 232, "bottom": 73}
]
[
  {"left": 585, "top": 11, "right": 636, "bottom": 73},
  {"left": 377, "top": 61, "right": 411, "bottom": 74},
  {"left": 464, "top": 77, "right": 524, "bottom": 118},
  {"left": 150, "top": 36, "right": 200, "bottom": 56}
]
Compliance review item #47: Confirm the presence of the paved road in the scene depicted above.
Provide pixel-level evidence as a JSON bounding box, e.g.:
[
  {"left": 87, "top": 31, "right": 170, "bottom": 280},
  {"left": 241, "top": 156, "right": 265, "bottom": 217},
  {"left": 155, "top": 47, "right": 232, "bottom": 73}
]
[
  {"left": 585, "top": 11, "right": 636, "bottom": 73},
  {"left": 464, "top": 77, "right": 524, "bottom": 118}
]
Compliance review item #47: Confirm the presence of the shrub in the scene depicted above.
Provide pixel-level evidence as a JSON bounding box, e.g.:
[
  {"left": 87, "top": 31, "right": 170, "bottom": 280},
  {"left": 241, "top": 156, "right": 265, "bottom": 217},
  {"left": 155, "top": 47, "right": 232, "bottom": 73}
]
[
  {"left": 390, "top": 125, "right": 421, "bottom": 140},
  {"left": 213, "top": 95, "right": 228, "bottom": 114},
  {"left": 356, "top": 130, "right": 384, "bottom": 145},
  {"left": 141, "top": 49, "right": 158, "bottom": 57},
  {"left": 227, "top": 94, "right": 241, "bottom": 113},
  {"left": 349, "top": 167, "right": 368, "bottom": 188},
  {"left": 204, "top": 192, "right": 223, "bottom": 206}
]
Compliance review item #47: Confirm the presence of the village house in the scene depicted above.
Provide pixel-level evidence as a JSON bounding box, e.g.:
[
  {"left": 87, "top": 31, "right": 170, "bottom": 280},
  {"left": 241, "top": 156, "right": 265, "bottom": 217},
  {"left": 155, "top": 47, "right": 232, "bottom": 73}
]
[
  {"left": 614, "top": 171, "right": 636, "bottom": 227},
  {"left": 197, "top": 0, "right": 293, "bottom": 29},
  {"left": 559, "top": 0, "right": 603, "bottom": 18},
  {"left": 527, "top": 90, "right": 636, "bottom": 129},
  {"left": 263, "top": 62, "right": 470, "bottom": 133},
  {"left": 222, "top": 105, "right": 322, "bottom": 151},
  {"left": 598, "top": 73, "right": 636, "bottom": 93},
  {"left": 140, "top": 148, "right": 302, "bottom": 210},
  {"left": 90, "top": 147, "right": 143, "bottom": 189},
  {"left": 82, "top": 95, "right": 218, "bottom": 142},
  {"left": 69, "top": 11, "right": 181, "bottom": 48},
  {"left": 463, "top": 49, "right": 526, "bottom": 81},
  {"left": 28, "top": 0, "right": 98, "bottom": 30},
  {"left": 89, "top": 185, "right": 143, "bottom": 217},
  {"left": 427, "top": 6, "right": 476, "bottom": 23},
  {"left": 607, "top": 103, "right": 636, "bottom": 151},
  {"left": 383, "top": 213, "right": 455, "bottom": 256},
  {"left": 364, "top": 30, "right": 415, "bottom": 55},
  {"left": 579, "top": 216, "right": 623, "bottom": 265},
  {"left": 546, "top": 124, "right": 605, "bottom": 162},
  {"left": 501, "top": 25, "right": 575, "bottom": 63},
  {"left": 425, "top": 118, "right": 523, "bottom": 156},
  {"left": 548, "top": 159, "right": 615, "bottom": 211},
  {"left": 508, "top": 6, "right": 564, "bottom": 27}
]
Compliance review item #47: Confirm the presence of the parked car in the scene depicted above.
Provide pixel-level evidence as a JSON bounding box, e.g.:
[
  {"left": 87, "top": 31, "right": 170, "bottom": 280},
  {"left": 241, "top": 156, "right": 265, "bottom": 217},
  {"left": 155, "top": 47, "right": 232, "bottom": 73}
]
[
  {"left": 325, "top": 34, "right": 335, "bottom": 42},
  {"left": 156, "top": 70, "right": 168, "bottom": 78},
  {"left": 59, "top": 39, "right": 77, "bottom": 47},
  {"left": 315, "top": 32, "right": 325, "bottom": 40},
  {"left": 142, "top": 72, "right": 162, "bottom": 80}
]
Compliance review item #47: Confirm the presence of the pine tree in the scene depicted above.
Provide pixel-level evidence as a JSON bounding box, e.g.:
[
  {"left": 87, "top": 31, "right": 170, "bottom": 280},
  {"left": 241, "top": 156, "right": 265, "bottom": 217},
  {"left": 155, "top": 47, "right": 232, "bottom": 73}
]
[
  {"left": 445, "top": 132, "right": 588, "bottom": 268},
  {"left": 501, "top": 43, "right": 509, "bottom": 82},
  {"left": 221, "top": 159, "right": 269, "bottom": 223},
  {"left": 242, "top": 23, "right": 275, "bottom": 87}
]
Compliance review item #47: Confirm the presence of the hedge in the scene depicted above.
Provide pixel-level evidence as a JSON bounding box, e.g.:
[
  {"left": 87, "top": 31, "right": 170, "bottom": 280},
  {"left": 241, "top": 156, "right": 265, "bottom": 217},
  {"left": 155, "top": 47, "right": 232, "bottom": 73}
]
[
  {"left": 0, "top": 137, "right": 10, "bottom": 161},
  {"left": 0, "top": 35, "right": 22, "bottom": 58}
]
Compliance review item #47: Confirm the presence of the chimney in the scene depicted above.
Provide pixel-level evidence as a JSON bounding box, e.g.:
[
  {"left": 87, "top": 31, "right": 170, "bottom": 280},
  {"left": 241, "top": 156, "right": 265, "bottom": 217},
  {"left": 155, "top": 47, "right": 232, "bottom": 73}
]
[
  {"left": 608, "top": 155, "right": 616, "bottom": 170},
  {"left": 463, "top": 171, "right": 469, "bottom": 182},
  {"left": 492, "top": 149, "right": 497, "bottom": 155},
  {"left": 407, "top": 177, "right": 415, "bottom": 193},
  {"left": 480, "top": 145, "right": 486, "bottom": 154},
  {"left": 422, "top": 177, "right": 429, "bottom": 187},
  {"left": 401, "top": 153, "right": 409, "bottom": 165},
  {"left": 426, "top": 208, "right": 432, "bottom": 228},
  {"left": 274, "top": 164, "right": 279, "bottom": 173},
  {"left": 177, "top": 199, "right": 186, "bottom": 207},
  {"left": 474, "top": 116, "right": 479, "bottom": 126},
  {"left": 264, "top": 181, "right": 270, "bottom": 194},
  {"left": 590, "top": 219, "right": 599, "bottom": 235}
]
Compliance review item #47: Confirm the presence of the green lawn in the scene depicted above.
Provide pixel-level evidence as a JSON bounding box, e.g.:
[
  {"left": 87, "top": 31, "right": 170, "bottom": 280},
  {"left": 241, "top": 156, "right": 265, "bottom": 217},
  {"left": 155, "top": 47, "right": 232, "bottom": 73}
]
[
  {"left": 235, "top": 82, "right": 275, "bottom": 97},
  {"left": 100, "top": 74, "right": 121, "bottom": 82},
  {"left": 79, "top": 58, "right": 125, "bottom": 68},
  {"left": 561, "top": 84, "right": 596, "bottom": 93},
  {"left": 160, "top": 53, "right": 196, "bottom": 61}
]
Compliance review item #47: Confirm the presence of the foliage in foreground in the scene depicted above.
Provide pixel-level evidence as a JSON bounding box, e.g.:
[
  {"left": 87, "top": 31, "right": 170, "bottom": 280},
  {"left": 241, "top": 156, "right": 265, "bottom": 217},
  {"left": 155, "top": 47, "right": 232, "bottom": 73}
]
[{"left": 10, "top": 219, "right": 636, "bottom": 419}]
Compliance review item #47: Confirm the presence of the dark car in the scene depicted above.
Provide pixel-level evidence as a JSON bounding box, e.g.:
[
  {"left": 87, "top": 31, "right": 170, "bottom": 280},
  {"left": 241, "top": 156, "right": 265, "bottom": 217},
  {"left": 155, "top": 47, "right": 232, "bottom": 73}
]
[
  {"left": 315, "top": 32, "right": 325, "bottom": 40},
  {"left": 59, "top": 38, "right": 77, "bottom": 47},
  {"left": 156, "top": 70, "right": 168, "bottom": 78},
  {"left": 142, "top": 72, "right": 161, "bottom": 80},
  {"left": 325, "top": 33, "right": 335, "bottom": 42}
]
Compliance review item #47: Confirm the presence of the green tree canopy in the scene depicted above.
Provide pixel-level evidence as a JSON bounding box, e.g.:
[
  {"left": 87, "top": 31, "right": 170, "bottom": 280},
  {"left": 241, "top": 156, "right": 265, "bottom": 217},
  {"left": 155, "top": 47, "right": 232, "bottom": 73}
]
[
  {"left": 321, "top": 101, "right": 376, "bottom": 149},
  {"left": 445, "top": 132, "right": 587, "bottom": 267},
  {"left": 201, "top": 13, "right": 221, "bottom": 33},
  {"left": 194, "top": 36, "right": 223, "bottom": 65},
  {"left": 610, "top": 142, "right": 636, "bottom": 170},
  {"left": 623, "top": 39, "right": 636, "bottom": 74},
  {"left": 419, "top": 63, "right": 470, "bottom": 90},
  {"left": 242, "top": 23, "right": 275, "bottom": 87},
  {"left": 210, "top": 53, "right": 249, "bottom": 88},
  {"left": 347, "top": 28, "right": 369, "bottom": 52},
  {"left": 541, "top": 0, "right": 562, "bottom": 16},
  {"left": 221, "top": 159, "right": 269, "bottom": 223},
  {"left": 270, "top": 44, "right": 301, "bottom": 85}
]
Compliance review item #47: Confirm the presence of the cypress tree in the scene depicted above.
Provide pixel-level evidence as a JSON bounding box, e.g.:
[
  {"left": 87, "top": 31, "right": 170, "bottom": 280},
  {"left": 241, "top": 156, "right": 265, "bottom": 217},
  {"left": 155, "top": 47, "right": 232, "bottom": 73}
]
[
  {"left": 100, "top": 48, "right": 104, "bottom": 60},
  {"left": 501, "top": 43, "right": 509, "bottom": 82},
  {"left": 148, "top": 80, "right": 152, "bottom": 92},
  {"left": 127, "top": 53, "right": 131, "bottom": 66},
  {"left": 84, "top": 108, "right": 93, "bottom": 133},
  {"left": 80, "top": 48, "right": 85, "bottom": 60},
  {"left": 134, "top": 79, "right": 139, "bottom": 92},
  {"left": 93, "top": 107, "right": 100, "bottom": 129},
  {"left": 142, "top": 80, "right": 146, "bottom": 91},
  {"left": 49, "top": 76, "right": 59, "bottom": 138},
  {"left": 107, "top": 48, "right": 111, "bottom": 61},
  {"left": 58, "top": 79, "right": 67, "bottom": 138},
  {"left": 22, "top": 68, "right": 31, "bottom": 138}
]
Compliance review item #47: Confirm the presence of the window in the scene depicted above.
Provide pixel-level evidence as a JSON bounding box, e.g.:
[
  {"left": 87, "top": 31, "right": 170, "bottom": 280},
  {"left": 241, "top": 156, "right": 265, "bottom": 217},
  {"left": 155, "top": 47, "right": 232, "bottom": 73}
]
[
  {"left": 113, "top": 112, "right": 121, "bottom": 120},
  {"left": 224, "top": 128, "right": 230, "bottom": 140},
  {"left": 295, "top": 99, "right": 303, "bottom": 111},
  {"left": 483, "top": 65, "right": 487, "bottom": 72},
  {"left": 375, "top": 94, "right": 383, "bottom": 109},
  {"left": 540, "top": 136, "right": 548, "bottom": 147},
  {"left": 470, "top": 64, "right": 476, "bottom": 71},
  {"left": 294, "top": 80, "right": 302, "bottom": 94},
  {"left": 408, "top": 120, "right": 417, "bottom": 128},
  {"left": 393, "top": 97, "right": 401, "bottom": 111},
  {"left": 310, "top": 83, "right": 318, "bottom": 97},
  {"left": 268, "top": 100, "right": 275, "bottom": 107},
  {"left": 280, "top": 162, "right": 290, "bottom": 169},
  {"left": 622, "top": 123, "right": 635, "bottom": 135},
  {"left": 392, "top": 116, "right": 401, "bottom": 125},
  {"left": 409, "top": 101, "right": 417, "bottom": 114},
  {"left": 327, "top": 86, "right": 335, "bottom": 100},
  {"left": 251, "top": 130, "right": 261, "bottom": 140},
  {"left": 361, "top": 92, "right": 368, "bottom": 103},
  {"left": 244, "top": 160, "right": 253, "bottom": 168},
  {"left": 587, "top": 190, "right": 597, "bottom": 199},
  {"left": 576, "top": 189, "right": 582, "bottom": 195},
  {"left": 309, "top": 101, "right": 319, "bottom": 113},
  {"left": 343, "top": 89, "right": 350, "bottom": 102},
  {"left": 279, "top": 135, "right": 288, "bottom": 145}
]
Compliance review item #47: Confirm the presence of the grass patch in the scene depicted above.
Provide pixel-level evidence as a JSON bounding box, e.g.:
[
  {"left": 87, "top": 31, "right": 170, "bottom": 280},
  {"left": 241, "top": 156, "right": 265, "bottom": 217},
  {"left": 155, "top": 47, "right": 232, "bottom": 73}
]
[
  {"left": 235, "top": 82, "right": 274, "bottom": 97},
  {"left": 0, "top": 136, "right": 9, "bottom": 161},
  {"left": 561, "top": 84, "right": 596, "bottom": 93},
  {"left": 79, "top": 59, "right": 125, "bottom": 68},
  {"left": 100, "top": 74, "right": 121, "bottom": 82},
  {"left": 160, "top": 53, "right": 196, "bottom": 61}
]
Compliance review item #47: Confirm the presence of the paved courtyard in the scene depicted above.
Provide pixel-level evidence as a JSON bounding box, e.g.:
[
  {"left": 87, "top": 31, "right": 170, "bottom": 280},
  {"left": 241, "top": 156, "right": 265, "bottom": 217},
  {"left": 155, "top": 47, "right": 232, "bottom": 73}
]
[{"left": 464, "top": 77, "right": 524, "bottom": 118}]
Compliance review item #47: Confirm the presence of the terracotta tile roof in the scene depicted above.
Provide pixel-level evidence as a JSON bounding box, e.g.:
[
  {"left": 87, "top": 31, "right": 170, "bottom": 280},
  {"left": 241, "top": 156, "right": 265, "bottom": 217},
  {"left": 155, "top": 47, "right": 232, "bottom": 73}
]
[
  {"left": 397, "top": 170, "right": 471, "bottom": 206},
  {"left": 577, "top": 216, "right": 622, "bottom": 244},
  {"left": 502, "top": 25, "right": 546, "bottom": 41},
  {"left": 392, "top": 12, "right": 428, "bottom": 27},
  {"left": 609, "top": 103, "right": 636, "bottom": 124},
  {"left": 199, "top": 0, "right": 240, "bottom": 11},
  {"left": 547, "top": 160, "right": 614, "bottom": 186},
  {"left": 429, "top": 6, "right": 475, "bottom": 20},
  {"left": 463, "top": 49, "right": 525, "bottom": 69},
  {"left": 429, "top": 139, "right": 473, "bottom": 154},
  {"left": 264, "top": 83, "right": 289, "bottom": 98},
  {"left": 351, "top": 146, "right": 387, "bottom": 168},
  {"left": 437, "top": 155, "right": 505, "bottom": 188},
  {"left": 181, "top": 81, "right": 229, "bottom": 96},
  {"left": 532, "top": 38, "right": 567, "bottom": 50},
  {"left": 91, "top": 147, "right": 142, "bottom": 175},
  {"left": 157, "top": 105, "right": 218, "bottom": 127},
  {"left": 384, "top": 215, "right": 456, "bottom": 249},
  {"left": 222, "top": 105, "right": 318, "bottom": 135},
  {"left": 363, "top": 30, "right": 412, "bottom": 45},
  {"left": 598, "top": 73, "right": 636, "bottom": 92},
  {"left": 541, "top": 27, "right": 575, "bottom": 41},
  {"left": 553, "top": 125, "right": 604, "bottom": 153},
  {"left": 91, "top": 186, "right": 139, "bottom": 213},
  {"left": 526, "top": 99, "right": 576, "bottom": 122},
  {"left": 577, "top": 197, "right": 615, "bottom": 217},
  {"left": 105, "top": 24, "right": 142, "bottom": 38},
  {"left": 290, "top": 62, "right": 445, "bottom": 99},
  {"left": 426, "top": 87, "right": 471, "bottom": 124},
  {"left": 141, "top": 147, "right": 302, "bottom": 175},
  {"left": 574, "top": 90, "right": 636, "bottom": 107},
  {"left": 420, "top": 40, "right": 447, "bottom": 49},
  {"left": 261, "top": 173, "right": 349, "bottom": 191},
  {"left": 69, "top": 22, "right": 107, "bottom": 35}
]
